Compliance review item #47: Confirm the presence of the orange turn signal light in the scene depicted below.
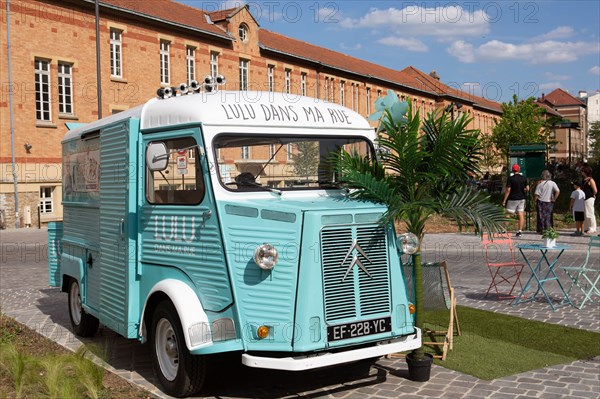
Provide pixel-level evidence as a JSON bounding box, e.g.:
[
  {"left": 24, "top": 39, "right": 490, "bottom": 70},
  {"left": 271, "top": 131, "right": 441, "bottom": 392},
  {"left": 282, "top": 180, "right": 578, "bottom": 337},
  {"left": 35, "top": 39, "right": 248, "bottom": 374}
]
[
  {"left": 257, "top": 325, "right": 270, "bottom": 339},
  {"left": 408, "top": 303, "right": 416, "bottom": 314}
]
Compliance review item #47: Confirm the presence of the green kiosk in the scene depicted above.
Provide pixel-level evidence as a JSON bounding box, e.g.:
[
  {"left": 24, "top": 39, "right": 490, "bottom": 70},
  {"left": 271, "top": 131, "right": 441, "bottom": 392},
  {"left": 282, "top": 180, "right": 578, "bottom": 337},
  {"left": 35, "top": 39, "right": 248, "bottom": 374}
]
[{"left": 508, "top": 143, "right": 547, "bottom": 230}]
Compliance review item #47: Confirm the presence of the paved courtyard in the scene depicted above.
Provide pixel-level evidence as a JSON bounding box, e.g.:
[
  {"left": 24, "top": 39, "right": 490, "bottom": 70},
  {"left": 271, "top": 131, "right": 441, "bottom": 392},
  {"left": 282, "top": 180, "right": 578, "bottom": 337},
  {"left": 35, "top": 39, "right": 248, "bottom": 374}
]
[{"left": 1, "top": 228, "right": 599, "bottom": 398}]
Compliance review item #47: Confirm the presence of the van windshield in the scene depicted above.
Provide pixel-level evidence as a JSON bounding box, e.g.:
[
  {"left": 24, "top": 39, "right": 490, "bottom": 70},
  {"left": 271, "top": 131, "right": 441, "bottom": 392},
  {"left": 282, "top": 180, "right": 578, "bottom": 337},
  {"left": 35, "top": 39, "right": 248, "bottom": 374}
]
[{"left": 213, "top": 135, "right": 374, "bottom": 191}]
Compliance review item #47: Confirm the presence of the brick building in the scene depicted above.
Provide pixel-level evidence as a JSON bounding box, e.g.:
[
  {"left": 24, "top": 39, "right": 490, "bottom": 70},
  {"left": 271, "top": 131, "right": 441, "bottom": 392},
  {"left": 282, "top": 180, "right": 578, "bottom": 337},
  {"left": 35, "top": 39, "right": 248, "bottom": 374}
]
[
  {"left": 538, "top": 88, "right": 588, "bottom": 164},
  {"left": 1, "top": 0, "right": 503, "bottom": 228}
]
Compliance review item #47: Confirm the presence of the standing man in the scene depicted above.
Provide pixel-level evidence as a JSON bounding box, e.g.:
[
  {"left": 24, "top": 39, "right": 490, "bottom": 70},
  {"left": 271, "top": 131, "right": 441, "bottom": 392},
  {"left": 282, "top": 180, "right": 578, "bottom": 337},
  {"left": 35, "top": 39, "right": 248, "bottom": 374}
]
[{"left": 502, "top": 164, "right": 529, "bottom": 237}]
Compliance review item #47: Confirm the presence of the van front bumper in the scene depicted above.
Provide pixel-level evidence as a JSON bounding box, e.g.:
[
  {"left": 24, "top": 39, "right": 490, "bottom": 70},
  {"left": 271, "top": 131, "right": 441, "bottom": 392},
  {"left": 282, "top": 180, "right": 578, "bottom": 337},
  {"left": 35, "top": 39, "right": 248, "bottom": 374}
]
[{"left": 241, "top": 328, "right": 421, "bottom": 371}]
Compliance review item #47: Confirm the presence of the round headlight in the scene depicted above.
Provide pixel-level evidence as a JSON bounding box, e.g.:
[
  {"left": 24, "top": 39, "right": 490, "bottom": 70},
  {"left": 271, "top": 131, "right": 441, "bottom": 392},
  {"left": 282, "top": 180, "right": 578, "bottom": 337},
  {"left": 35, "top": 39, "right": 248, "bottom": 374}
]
[
  {"left": 397, "top": 232, "right": 419, "bottom": 255},
  {"left": 254, "top": 243, "right": 279, "bottom": 270}
]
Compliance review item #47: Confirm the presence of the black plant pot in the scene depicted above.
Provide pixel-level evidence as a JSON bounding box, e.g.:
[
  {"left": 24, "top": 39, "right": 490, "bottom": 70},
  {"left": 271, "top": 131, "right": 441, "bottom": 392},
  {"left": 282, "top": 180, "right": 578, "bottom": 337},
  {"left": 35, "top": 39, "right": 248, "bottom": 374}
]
[{"left": 406, "top": 352, "right": 433, "bottom": 382}]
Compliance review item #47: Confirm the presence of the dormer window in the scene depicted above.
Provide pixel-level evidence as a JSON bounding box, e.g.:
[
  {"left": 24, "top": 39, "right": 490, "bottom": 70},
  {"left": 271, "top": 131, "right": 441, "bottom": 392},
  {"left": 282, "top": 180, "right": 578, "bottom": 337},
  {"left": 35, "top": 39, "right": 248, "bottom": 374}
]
[{"left": 238, "top": 23, "right": 249, "bottom": 42}]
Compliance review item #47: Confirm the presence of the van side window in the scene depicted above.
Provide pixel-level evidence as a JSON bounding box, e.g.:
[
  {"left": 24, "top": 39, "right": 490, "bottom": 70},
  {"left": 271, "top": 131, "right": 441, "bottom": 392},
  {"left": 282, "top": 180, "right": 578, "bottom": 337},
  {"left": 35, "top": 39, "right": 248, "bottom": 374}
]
[{"left": 146, "top": 137, "right": 205, "bottom": 205}]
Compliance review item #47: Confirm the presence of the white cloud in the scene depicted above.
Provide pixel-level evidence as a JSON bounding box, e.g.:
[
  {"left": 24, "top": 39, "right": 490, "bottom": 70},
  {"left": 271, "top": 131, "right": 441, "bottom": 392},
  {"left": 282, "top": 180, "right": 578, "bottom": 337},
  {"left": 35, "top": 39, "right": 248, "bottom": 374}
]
[
  {"left": 340, "top": 5, "right": 490, "bottom": 41},
  {"left": 340, "top": 42, "right": 363, "bottom": 51},
  {"left": 447, "top": 39, "right": 600, "bottom": 64},
  {"left": 532, "top": 26, "right": 574, "bottom": 41},
  {"left": 543, "top": 72, "right": 571, "bottom": 81},
  {"left": 377, "top": 37, "right": 428, "bottom": 52},
  {"left": 538, "top": 82, "right": 562, "bottom": 92},
  {"left": 590, "top": 66, "right": 600, "bottom": 75}
]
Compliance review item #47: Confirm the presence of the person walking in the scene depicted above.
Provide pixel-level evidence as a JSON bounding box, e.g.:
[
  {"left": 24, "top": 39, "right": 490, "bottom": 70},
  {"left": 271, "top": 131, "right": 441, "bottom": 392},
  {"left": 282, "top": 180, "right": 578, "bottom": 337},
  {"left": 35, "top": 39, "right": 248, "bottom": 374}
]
[
  {"left": 581, "top": 166, "right": 597, "bottom": 234},
  {"left": 534, "top": 170, "right": 560, "bottom": 233},
  {"left": 502, "top": 164, "right": 529, "bottom": 237},
  {"left": 570, "top": 181, "right": 586, "bottom": 236}
]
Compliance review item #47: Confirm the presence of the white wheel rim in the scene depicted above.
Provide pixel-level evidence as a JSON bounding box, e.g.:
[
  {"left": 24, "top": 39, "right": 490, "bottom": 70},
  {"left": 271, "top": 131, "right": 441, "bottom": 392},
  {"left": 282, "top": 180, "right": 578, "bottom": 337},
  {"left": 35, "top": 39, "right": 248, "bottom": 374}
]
[
  {"left": 155, "top": 318, "right": 179, "bottom": 381},
  {"left": 69, "top": 282, "right": 82, "bottom": 325}
]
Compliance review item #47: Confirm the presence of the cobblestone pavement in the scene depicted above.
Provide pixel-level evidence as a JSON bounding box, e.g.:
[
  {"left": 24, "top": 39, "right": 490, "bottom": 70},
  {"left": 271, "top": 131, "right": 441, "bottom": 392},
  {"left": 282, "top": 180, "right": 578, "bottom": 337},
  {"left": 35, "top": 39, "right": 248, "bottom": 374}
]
[{"left": 1, "top": 228, "right": 599, "bottom": 398}]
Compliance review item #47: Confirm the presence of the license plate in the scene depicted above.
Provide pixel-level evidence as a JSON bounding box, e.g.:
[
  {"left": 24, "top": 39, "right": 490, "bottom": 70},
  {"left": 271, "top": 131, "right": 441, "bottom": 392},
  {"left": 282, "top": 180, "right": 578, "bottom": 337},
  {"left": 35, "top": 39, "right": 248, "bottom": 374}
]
[{"left": 327, "top": 317, "right": 392, "bottom": 342}]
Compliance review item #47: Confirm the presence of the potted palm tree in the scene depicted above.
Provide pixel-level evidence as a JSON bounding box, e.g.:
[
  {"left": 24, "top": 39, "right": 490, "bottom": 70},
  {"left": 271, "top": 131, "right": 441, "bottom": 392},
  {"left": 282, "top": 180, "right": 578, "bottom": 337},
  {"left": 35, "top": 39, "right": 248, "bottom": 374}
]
[{"left": 335, "top": 91, "right": 506, "bottom": 381}]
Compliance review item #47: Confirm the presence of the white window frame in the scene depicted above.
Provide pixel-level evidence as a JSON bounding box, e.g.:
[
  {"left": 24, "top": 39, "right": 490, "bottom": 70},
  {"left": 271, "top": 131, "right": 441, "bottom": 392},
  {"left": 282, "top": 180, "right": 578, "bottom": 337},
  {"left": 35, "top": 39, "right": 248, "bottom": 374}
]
[
  {"left": 160, "top": 40, "right": 170, "bottom": 85},
  {"left": 210, "top": 51, "right": 219, "bottom": 78},
  {"left": 186, "top": 46, "right": 196, "bottom": 84},
  {"left": 269, "top": 144, "right": 275, "bottom": 158},
  {"left": 110, "top": 28, "right": 122, "bottom": 78},
  {"left": 354, "top": 84, "right": 359, "bottom": 112},
  {"left": 268, "top": 65, "right": 274, "bottom": 92},
  {"left": 285, "top": 69, "right": 291, "bottom": 94},
  {"left": 241, "top": 145, "right": 250, "bottom": 159},
  {"left": 39, "top": 186, "right": 54, "bottom": 214},
  {"left": 58, "top": 62, "right": 74, "bottom": 115},
  {"left": 286, "top": 143, "right": 293, "bottom": 161},
  {"left": 366, "top": 87, "right": 371, "bottom": 115},
  {"left": 340, "top": 81, "right": 345, "bottom": 106},
  {"left": 239, "top": 59, "right": 249, "bottom": 91},
  {"left": 35, "top": 59, "right": 51, "bottom": 122},
  {"left": 238, "top": 24, "right": 248, "bottom": 42},
  {"left": 301, "top": 73, "right": 307, "bottom": 96},
  {"left": 324, "top": 77, "right": 329, "bottom": 101}
]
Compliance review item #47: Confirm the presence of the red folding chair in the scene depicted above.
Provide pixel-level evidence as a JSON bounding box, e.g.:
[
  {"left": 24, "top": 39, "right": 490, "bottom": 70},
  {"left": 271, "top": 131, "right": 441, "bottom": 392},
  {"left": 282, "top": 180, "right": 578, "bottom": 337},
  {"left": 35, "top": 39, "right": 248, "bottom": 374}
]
[{"left": 482, "top": 233, "right": 525, "bottom": 298}]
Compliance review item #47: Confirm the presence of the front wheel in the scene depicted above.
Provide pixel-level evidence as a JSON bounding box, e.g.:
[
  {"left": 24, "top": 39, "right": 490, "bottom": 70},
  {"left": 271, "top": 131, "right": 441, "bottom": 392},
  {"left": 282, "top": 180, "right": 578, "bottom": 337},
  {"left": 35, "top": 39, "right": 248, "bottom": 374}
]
[
  {"left": 67, "top": 279, "right": 99, "bottom": 337},
  {"left": 150, "top": 300, "right": 206, "bottom": 397}
]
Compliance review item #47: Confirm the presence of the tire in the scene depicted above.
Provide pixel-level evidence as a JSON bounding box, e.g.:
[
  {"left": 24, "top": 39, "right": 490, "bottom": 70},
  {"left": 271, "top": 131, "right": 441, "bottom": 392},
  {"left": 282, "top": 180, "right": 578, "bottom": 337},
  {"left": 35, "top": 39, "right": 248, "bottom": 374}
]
[
  {"left": 68, "top": 279, "right": 99, "bottom": 337},
  {"left": 149, "top": 300, "right": 206, "bottom": 397}
]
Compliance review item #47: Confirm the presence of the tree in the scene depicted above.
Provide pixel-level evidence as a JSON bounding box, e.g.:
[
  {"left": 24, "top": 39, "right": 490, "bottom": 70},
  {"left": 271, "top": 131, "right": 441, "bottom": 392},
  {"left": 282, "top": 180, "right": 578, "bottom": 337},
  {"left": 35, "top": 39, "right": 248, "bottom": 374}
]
[
  {"left": 491, "top": 95, "right": 546, "bottom": 158},
  {"left": 588, "top": 121, "right": 600, "bottom": 162},
  {"left": 290, "top": 142, "right": 319, "bottom": 181},
  {"left": 335, "top": 91, "right": 506, "bottom": 363}
]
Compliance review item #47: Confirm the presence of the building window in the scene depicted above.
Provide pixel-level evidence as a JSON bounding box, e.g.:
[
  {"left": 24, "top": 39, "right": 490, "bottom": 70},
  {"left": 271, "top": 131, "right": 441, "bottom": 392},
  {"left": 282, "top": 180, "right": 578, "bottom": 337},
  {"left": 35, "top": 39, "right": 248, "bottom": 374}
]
[
  {"left": 239, "top": 59, "right": 249, "bottom": 91},
  {"left": 39, "top": 187, "right": 53, "bottom": 214},
  {"left": 241, "top": 145, "right": 249, "bottom": 159},
  {"left": 35, "top": 59, "right": 51, "bottom": 122},
  {"left": 186, "top": 46, "right": 196, "bottom": 84},
  {"left": 110, "top": 28, "right": 122, "bottom": 78},
  {"left": 210, "top": 51, "right": 219, "bottom": 78},
  {"left": 238, "top": 23, "right": 249, "bottom": 42},
  {"left": 324, "top": 77, "right": 329, "bottom": 101},
  {"left": 301, "top": 73, "right": 307, "bottom": 96},
  {"left": 285, "top": 68, "right": 291, "bottom": 94},
  {"left": 267, "top": 65, "right": 274, "bottom": 92},
  {"left": 269, "top": 144, "right": 275, "bottom": 158},
  {"left": 286, "top": 143, "right": 293, "bottom": 161},
  {"left": 58, "top": 62, "right": 73, "bottom": 115},
  {"left": 329, "top": 78, "right": 335, "bottom": 102},
  {"left": 377, "top": 89, "right": 382, "bottom": 98},
  {"left": 160, "top": 40, "right": 170, "bottom": 85},
  {"left": 340, "top": 81, "right": 345, "bottom": 106},
  {"left": 366, "top": 87, "right": 371, "bottom": 115}
]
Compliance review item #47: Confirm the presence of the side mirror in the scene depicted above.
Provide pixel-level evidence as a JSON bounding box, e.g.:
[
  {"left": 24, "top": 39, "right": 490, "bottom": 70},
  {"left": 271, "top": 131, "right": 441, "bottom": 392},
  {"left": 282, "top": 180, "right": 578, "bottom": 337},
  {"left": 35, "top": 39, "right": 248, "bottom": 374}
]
[{"left": 146, "top": 142, "right": 169, "bottom": 171}]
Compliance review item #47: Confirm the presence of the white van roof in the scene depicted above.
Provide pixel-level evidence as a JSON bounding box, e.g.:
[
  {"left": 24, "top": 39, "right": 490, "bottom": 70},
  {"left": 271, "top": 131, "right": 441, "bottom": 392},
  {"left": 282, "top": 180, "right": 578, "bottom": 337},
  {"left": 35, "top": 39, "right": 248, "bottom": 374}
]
[{"left": 64, "top": 91, "right": 372, "bottom": 141}]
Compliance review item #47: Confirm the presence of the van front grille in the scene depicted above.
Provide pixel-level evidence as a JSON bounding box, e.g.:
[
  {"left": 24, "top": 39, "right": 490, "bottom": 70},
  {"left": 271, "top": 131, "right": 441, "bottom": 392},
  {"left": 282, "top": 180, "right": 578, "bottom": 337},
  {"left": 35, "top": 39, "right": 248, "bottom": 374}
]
[{"left": 321, "top": 225, "right": 391, "bottom": 323}]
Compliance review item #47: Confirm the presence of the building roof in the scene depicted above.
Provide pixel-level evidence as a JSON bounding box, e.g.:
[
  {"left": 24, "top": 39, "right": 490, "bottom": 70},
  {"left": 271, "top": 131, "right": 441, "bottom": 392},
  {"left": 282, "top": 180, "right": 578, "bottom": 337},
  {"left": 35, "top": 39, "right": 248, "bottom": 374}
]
[
  {"left": 541, "top": 88, "right": 587, "bottom": 107},
  {"left": 535, "top": 101, "right": 563, "bottom": 117},
  {"left": 99, "top": 0, "right": 230, "bottom": 39}
]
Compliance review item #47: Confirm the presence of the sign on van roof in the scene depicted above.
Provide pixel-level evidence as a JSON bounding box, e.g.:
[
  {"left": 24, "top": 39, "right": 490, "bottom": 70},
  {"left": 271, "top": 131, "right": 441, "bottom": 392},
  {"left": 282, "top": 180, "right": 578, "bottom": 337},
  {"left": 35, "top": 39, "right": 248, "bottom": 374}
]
[
  {"left": 64, "top": 91, "right": 372, "bottom": 142},
  {"left": 141, "top": 91, "right": 371, "bottom": 131}
]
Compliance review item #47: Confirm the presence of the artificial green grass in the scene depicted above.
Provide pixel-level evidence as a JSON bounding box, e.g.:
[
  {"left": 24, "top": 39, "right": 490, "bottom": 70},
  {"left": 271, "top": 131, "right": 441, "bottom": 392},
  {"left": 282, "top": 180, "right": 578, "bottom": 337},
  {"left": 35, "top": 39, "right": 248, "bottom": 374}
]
[{"left": 421, "top": 305, "right": 600, "bottom": 380}]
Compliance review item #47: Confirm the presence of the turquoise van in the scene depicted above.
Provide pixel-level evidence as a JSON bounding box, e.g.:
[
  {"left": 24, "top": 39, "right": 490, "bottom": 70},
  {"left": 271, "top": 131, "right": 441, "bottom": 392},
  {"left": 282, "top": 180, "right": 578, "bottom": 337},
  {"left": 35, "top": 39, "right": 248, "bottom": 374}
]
[{"left": 48, "top": 88, "right": 420, "bottom": 397}]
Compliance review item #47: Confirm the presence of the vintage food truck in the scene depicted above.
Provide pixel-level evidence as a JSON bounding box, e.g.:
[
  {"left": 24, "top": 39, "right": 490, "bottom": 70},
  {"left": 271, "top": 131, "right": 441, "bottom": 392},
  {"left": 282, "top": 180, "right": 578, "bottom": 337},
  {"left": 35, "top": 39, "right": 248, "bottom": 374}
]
[{"left": 48, "top": 85, "right": 421, "bottom": 397}]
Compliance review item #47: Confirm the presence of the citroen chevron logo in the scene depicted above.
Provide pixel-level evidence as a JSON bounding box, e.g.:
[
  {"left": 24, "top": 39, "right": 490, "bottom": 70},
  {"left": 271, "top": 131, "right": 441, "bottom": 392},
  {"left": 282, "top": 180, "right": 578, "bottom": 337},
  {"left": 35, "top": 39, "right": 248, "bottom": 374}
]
[{"left": 341, "top": 240, "right": 373, "bottom": 282}]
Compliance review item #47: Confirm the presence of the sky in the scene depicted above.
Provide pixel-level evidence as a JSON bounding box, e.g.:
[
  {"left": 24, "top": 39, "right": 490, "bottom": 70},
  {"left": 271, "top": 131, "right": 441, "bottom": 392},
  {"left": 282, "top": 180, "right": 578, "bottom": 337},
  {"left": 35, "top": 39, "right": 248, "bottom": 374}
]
[{"left": 182, "top": 1, "right": 600, "bottom": 104}]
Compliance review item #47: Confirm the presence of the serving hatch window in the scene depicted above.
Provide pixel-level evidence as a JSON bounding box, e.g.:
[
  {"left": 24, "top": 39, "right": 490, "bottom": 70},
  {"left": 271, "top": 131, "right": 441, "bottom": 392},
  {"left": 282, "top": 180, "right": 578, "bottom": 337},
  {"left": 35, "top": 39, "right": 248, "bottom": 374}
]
[
  {"left": 146, "top": 137, "right": 205, "bottom": 205},
  {"left": 213, "top": 135, "right": 374, "bottom": 191}
]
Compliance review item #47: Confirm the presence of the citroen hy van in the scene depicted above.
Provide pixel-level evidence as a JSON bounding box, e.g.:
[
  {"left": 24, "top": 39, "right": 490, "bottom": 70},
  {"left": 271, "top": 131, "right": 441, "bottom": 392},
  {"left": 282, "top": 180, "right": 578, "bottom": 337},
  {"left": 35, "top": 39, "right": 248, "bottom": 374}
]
[{"left": 48, "top": 87, "right": 421, "bottom": 397}]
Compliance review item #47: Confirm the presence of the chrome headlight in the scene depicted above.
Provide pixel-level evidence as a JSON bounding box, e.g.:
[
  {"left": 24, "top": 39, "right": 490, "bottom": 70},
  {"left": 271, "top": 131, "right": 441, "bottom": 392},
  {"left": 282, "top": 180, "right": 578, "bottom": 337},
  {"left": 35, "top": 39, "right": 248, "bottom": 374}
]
[
  {"left": 254, "top": 243, "right": 279, "bottom": 270},
  {"left": 397, "top": 233, "right": 419, "bottom": 255}
]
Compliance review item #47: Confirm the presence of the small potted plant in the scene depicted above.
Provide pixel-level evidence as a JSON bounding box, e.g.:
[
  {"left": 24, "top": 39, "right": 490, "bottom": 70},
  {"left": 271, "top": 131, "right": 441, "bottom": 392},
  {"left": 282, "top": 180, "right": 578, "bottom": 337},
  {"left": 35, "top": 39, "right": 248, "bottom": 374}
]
[{"left": 541, "top": 228, "right": 559, "bottom": 248}]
